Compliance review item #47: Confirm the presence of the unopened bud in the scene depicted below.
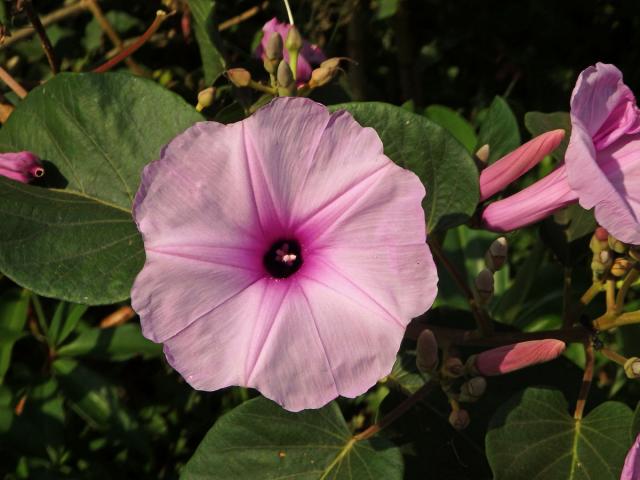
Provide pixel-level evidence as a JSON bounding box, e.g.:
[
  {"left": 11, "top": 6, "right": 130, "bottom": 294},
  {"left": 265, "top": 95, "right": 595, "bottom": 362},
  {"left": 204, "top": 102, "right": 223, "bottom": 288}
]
[
  {"left": 624, "top": 357, "right": 640, "bottom": 379},
  {"left": 608, "top": 235, "right": 628, "bottom": 254},
  {"left": 320, "top": 57, "right": 342, "bottom": 70},
  {"left": 416, "top": 329, "right": 439, "bottom": 373},
  {"left": 277, "top": 61, "right": 296, "bottom": 96},
  {"left": 443, "top": 357, "right": 464, "bottom": 378},
  {"left": 611, "top": 258, "right": 632, "bottom": 277},
  {"left": 309, "top": 67, "right": 336, "bottom": 88},
  {"left": 595, "top": 227, "right": 609, "bottom": 241},
  {"left": 475, "top": 144, "right": 490, "bottom": 164},
  {"left": 470, "top": 339, "right": 566, "bottom": 376},
  {"left": 630, "top": 247, "right": 640, "bottom": 262},
  {"left": 589, "top": 233, "right": 608, "bottom": 254},
  {"left": 195, "top": 87, "right": 215, "bottom": 112},
  {"left": 475, "top": 268, "right": 494, "bottom": 302},
  {"left": 0, "top": 152, "right": 44, "bottom": 183},
  {"left": 459, "top": 376, "right": 487, "bottom": 402},
  {"left": 485, "top": 237, "right": 508, "bottom": 272},
  {"left": 265, "top": 32, "right": 283, "bottom": 61},
  {"left": 285, "top": 25, "right": 303, "bottom": 52},
  {"left": 227, "top": 68, "right": 252, "bottom": 88},
  {"left": 448, "top": 409, "right": 470, "bottom": 431},
  {"left": 591, "top": 250, "right": 613, "bottom": 276}
]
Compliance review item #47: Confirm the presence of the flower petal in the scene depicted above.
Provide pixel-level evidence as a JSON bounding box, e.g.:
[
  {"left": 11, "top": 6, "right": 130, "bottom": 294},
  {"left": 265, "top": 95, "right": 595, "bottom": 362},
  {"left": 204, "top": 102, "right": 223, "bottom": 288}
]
[
  {"left": 132, "top": 121, "right": 269, "bottom": 342},
  {"left": 622, "top": 434, "right": 640, "bottom": 480},
  {"left": 570, "top": 63, "right": 640, "bottom": 149}
]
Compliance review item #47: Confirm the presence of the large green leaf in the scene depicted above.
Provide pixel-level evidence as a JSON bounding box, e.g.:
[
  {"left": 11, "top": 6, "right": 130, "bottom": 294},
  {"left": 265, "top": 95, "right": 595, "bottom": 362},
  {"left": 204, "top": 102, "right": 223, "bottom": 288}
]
[
  {"left": 524, "top": 111, "right": 571, "bottom": 161},
  {"left": 0, "top": 72, "right": 203, "bottom": 304},
  {"left": 476, "top": 96, "right": 520, "bottom": 163},
  {"left": 331, "top": 102, "right": 479, "bottom": 232},
  {"left": 182, "top": 396, "right": 403, "bottom": 479},
  {"left": 188, "top": 0, "right": 226, "bottom": 84},
  {"left": 486, "top": 388, "right": 632, "bottom": 479},
  {"left": 424, "top": 104, "right": 477, "bottom": 153},
  {"left": 0, "top": 289, "right": 29, "bottom": 383}
]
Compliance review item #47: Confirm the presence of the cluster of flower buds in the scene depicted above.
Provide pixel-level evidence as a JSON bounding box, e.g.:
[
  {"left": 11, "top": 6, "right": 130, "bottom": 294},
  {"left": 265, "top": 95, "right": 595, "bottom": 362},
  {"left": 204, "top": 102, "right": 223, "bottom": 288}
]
[
  {"left": 474, "top": 237, "right": 508, "bottom": 305},
  {"left": 589, "top": 226, "right": 635, "bottom": 280}
]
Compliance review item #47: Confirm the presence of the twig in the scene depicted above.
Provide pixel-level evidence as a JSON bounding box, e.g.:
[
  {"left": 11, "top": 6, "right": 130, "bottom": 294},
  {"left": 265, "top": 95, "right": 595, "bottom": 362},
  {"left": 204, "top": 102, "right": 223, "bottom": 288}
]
[
  {"left": 573, "top": 342, "right": 594, "bottom": 420},
  {"left": 83, "top": 0, "right": 143, "bottom": 75},
  {"left": 93, "top": 10, "right": 170, "bottom": 73},
  {"left": 580, "top": 282, "right": 602, "bottom": 305},
  {"left": 606, "top": 279, "right": 616, "bottom": 312},
  {"left": 599, "top": 347, "right": 627, "bottom": 367},
  {"left": 219, "top": 1, "right": 269, "bottom": 31},
  {"left": 354, "top": 381, "right": 436, "bottom": 441},
  {"left": 99, "top": 305, "right": 135, "bottom": 328},
  {"left": 1, "top": 2, "right": 89, "bottom": 48},
  {"left": 615, "top": 265, "right": 640, "bottom": 314},
  {"left": 22, "top": 0, "right": 59, "bottom": 74},
  {"left": 0, "top": 66, "right": 27, "bottom": 98}
]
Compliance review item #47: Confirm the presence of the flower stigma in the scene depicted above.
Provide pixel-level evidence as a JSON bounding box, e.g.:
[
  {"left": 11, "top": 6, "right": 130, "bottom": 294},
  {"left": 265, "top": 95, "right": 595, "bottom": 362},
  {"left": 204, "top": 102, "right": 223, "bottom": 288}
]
[{"left": 263, "top": 239, "right": 303, "bottom": 278}]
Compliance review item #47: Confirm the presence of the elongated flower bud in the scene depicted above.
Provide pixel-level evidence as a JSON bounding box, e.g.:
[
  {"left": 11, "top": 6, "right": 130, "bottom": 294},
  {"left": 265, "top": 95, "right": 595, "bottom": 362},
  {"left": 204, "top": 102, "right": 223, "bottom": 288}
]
[
  {"left": 285, "top": 25, "right": 303, "bottom": 52},
  {"left": 309, "top": 66, "right": 335, "bottom": 88},
  {"left": 449, "top": 409, "right": 470, "bottom": 430},
  {"left": 277, "top": 61, "right": 296, "bottom": 96},
  {"left": 479, "top": 130, "right": 565, "bottom": 201},
  {"left": 485, "top": 237, "right": 508, "bottom": 272},
  {"left": 265, "top": 32, "right": 283, "bottom": 61},
  {"left": 416, "top": 329, "right": 438, "bottom": 373},
  {"left": 0, "top": 152, "right": 44, "bottom": 183},
  {"left": 227, "top": 68, "right": 252, "bottom": 88},
  {"left": 469, "top": 339, "right": 566, "bottom": 376},
  {"left": 475, "top": 268, "right": 494, "bottom": 303}
]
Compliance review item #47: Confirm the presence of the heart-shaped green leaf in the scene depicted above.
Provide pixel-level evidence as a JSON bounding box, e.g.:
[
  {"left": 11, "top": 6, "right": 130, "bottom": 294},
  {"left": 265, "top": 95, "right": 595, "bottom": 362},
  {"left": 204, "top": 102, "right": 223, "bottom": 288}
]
[{"left": 182, "top": 396, "right": 403, "bottom": 479}]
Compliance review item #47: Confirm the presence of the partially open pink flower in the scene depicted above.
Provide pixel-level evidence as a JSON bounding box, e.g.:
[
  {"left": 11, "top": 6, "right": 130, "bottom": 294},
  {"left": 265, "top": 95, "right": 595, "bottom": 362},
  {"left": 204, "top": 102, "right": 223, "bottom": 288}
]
[
  {"left": 479, "top": 129, "right": 565, "bottom": 201},
  {"left": 622, "top": 434, "right": 640, "bottom": 480},
  {"left": 0, "top": 151, "right": 44, "bottom": 183},
  {"left": 470, "top": 339, "right": 566, "bottom": 376},
  {"left": 482, "top": 63, "right": 640, "bottom": 244},
  {"left": 255, "top": 18, "right": 326, "bottom": 84},
  {"left": 131, "top": 97, "right": 438, "bottom": 411}
]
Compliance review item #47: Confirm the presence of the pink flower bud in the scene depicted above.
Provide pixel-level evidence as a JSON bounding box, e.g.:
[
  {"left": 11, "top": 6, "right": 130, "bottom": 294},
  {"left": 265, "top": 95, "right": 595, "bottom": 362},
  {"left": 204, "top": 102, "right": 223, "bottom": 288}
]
[
  {"left": 0, "top": 151, "right": 44, "bottom": 183},
  {"left": 471, "top": 339, "right": 566, "bottom": 376},
  {"left": 479, "top": 129, "right": 565, "bottom": 201},
  {"left": 416, "top": 329, "right": 438, "bottom": 372}
]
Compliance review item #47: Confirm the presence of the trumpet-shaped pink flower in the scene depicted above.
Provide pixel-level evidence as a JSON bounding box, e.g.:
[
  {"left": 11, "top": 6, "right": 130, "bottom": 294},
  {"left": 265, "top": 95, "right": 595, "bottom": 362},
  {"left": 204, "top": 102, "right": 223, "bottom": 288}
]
[
  {"left": 482, "top": 63, "right": 640, "bottom": 244},
  {"left": 479, "top": 129, "right": 565, "bottom": 201},
  {"left": 471, "top": 339, "right": 566, "bottom": 376},
  {"left": 0, "top": 152, "right": 44, "bottom": 183},
  {"left": 622, "top": 434, "right": 640, "bottom": 480},
  {"left": 131, "top": 97, "right": 438, "bottom": 411},
  {"left": 255, "top": 18, "right": 326, "bottom": 83}
]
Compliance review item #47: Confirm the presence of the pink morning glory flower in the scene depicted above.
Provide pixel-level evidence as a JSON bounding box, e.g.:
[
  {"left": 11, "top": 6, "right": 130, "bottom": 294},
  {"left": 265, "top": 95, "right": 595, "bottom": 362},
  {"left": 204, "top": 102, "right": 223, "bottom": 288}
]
[
  {"left": 622, "top": 434, "right": 640, "bottom": 480},
  {"left": 255, "top": 18, "right": 326, "bottom": 84},
  {"left": 0, "top": 151, "right": 44, "bottom": 183},
  {"left": 131, "top": 97, "right": 438, "bottom": 411},
  {"left": 482, "top": 63, "right": 640, "bottom": 244}
]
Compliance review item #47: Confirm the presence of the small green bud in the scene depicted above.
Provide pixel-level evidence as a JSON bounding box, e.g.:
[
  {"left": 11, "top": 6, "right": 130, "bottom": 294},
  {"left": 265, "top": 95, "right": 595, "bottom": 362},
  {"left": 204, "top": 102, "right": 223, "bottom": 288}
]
[
  {"left": 277, "top": 61, "right": 296, "bottom": 96},
  {"left": 448, "top": 409, "right": 470, "bottom": 431},
  {"left": 589, "top": 233, "right": 608, "bottom": 254},
  {"left": 459, "top": 376, "right": 487, "bottom": 402},
  {"left": 624, "top": 357, "right": 640, "bottom": 379},
  {"left": 266, "top": 32, "right": 284, "bottom": 61},
  {"left": 285, "top": 25, "right": 303, "bottom": 52},
  {"left": 611, "top": 257, "right": 632, "bottom": 277},
  {"left": 591, "top": 250, "right": 613, "bottom": 277},
  {"left": 195, "top": 87, "right": 215, "bottom": 112},
  {"left": 608, "top": 235, "right": 628, "bottom": 254},
  {"left": 416, "top": 329, "right": 439, "bottom": 373},
  {"left": 309, "top": 66, "right": 336, "bottom": 88},
  {"left": 227, "top": 68, "right": 252, "bottom": 88}
]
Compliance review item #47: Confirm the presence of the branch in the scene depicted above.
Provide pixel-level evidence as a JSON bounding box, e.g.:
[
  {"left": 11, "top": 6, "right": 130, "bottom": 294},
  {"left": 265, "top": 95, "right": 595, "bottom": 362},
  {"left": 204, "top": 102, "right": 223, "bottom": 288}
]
[
  {"left": 0, "top": 66, "right": 27, "bottom": 98},
  {"left": 573, "top": 342, "right": 594, "bottom": 420},
  {"left": 22, "top": 0, "right": 59, "bottom": 74}
]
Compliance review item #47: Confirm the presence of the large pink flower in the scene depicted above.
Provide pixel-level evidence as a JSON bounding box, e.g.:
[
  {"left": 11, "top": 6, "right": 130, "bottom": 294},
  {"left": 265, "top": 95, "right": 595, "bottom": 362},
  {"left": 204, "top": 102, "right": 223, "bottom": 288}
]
[
  {"left": 255, "top": 18, "right": 326, "bottom": 84},
  {"left": 131, "top": 97, "right": 437, "bottom": 411},
  {"left": 482, "top": 63, "right": 640, "bottom": 244}
]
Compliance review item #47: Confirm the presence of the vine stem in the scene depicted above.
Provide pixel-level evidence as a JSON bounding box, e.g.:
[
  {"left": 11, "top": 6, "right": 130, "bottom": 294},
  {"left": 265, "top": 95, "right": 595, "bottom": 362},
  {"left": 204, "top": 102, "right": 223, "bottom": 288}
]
[
  {"left": 615, "top": 265, "right": 640, "bottom": 314},
  {"left": 282, "top": 0, "right": 295, "bottom": 25},
  {"left": 0, "top": 66, "right": 27, "bottom": 98},
  {"left": 574, "top": 342, "right": 594, "bottom": 420},
  {"left": 354, "top": 381, "right": 436, "bottom": 441},
  {"left": 93, "top": 10, "right": 171, "bottom": 73},
  {"left": 22, "top": 0, "right": 59, "bottom": 74},
  {"left": 427, "top": 237, "right": 493, "bottom": 336}
]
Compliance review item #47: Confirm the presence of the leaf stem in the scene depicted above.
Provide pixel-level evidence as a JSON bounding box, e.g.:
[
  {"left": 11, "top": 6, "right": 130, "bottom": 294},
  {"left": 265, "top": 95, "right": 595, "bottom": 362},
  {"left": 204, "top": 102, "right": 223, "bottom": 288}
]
[
  {"left": 599, "top": 347, "right": 627, "bottom": 367},
  {"left": 606, "top": 279, "right": 616, "bottom": 313},
  {"left": 354, "top": 381, "right": 436, "bottom": 441},
  {"left": 615, "top": 264, "right": 640, "bottom": 314},
  {"left": 22, "top": 0, "right": 59, "bottom": 74},
  {"left": 93, "top": 10, "right": 170, "bottom": 73},
  {"left": 573, "top": 342, "right": 594, "bottom": 421}
]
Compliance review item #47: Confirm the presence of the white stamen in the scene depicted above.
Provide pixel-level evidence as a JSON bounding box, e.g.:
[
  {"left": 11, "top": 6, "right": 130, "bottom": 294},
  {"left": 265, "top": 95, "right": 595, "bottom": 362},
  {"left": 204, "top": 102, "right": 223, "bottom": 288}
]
[{"left": 282, "top": 253, "right": 297, "bottom": 265}]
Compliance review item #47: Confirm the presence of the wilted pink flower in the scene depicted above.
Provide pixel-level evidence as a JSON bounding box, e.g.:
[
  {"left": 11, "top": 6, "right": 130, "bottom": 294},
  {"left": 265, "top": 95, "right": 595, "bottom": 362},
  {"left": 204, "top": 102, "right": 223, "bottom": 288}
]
[
  {"left": 0, "top": 152, "right": 43, "bottom": 183},
  {"left": 479, "top": 129, "right": 565, "bottom": 201},
  {"left": 131, "top": 97, "right": 438, "bottom": 411},
  {"left": 255, "top": 18, "right": 326, "bottom": 83},
  {"left": 482, "top": 63, "right": 640, "bottom": 244},
  {"left": 622, "top": 434, "right": 640, "bottom": 480},
  {"left": 471, "top": 339, "right": 566, "bottom": 376}
]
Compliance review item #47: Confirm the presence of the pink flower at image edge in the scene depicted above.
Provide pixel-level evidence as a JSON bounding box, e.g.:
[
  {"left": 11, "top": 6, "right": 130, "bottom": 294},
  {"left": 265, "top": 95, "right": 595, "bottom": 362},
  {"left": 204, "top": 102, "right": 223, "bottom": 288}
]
[
  {"left": 131, "top": 97, "right": 438, "bottom": 411},
  {"left": 255, "top": 17, "right": 326, "bottom": 84},
  {"left": 482, "top": 63, "right": 640, "bottom": 244},
  {"left": 0, "top": 151, "right": 44, "bottom": 183},
  {"left": 622, "top": 434, "right": 640, "bottom": 480}
]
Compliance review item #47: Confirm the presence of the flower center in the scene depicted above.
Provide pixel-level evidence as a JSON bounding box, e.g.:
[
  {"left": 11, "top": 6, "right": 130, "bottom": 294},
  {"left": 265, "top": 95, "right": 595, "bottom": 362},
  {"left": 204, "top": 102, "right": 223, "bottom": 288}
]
[{"left": 263, "top": 239, "right": 303, "bottom": 278}]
